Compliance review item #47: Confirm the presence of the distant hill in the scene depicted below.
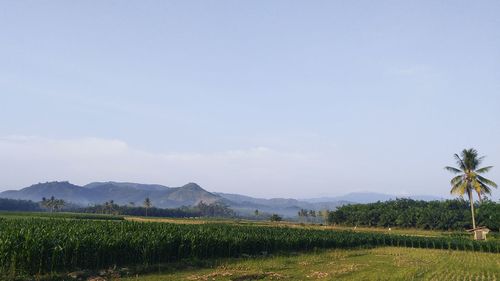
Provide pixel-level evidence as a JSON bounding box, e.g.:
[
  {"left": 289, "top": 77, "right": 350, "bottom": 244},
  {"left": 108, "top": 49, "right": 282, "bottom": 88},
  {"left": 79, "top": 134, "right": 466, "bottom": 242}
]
[
  {"left": 303, "top": 192, "right": 444, "bottom": 204},
  {"left": 0, "top": 181, "right": 219, "bottom": 208},
  {"left": 215, "top": 192, "right": 350, "bottom": 217},
  {"left": 0, "top": 181, "right": 89, "bottom": 204},
  {"left": 85, "top": 182, "right": 169, "bottom": 191},
  {"left": 0, "top": 182, "right": 445, "bottom": 217}
]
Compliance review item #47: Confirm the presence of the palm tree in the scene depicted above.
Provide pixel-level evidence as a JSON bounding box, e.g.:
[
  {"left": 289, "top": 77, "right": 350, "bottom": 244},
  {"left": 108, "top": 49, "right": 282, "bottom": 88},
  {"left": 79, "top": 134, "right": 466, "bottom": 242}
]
[
  {"left": 143, "top": 197, "right": 152, "bottom": 217},
  {"left": 109, "top": 200, "right": 115, "bottom": 214},
  {"left": 320, "top": 209, "right": 330, "bottom": 224},
  {"left": 48, "top": 196, "right": 56, "bottom": 212},
  {"left": 104, "top": 201, "right": 110, "bottom": 214},
  {"left": 309, "top": 210, "right": 316, "bottom": 223},
  {"left": 53, "top": 199, "right": 65, "bottom": 212},
  {"left": 41, "top": 197, "right": 49, "bottom": 211},
  {"left": 298, "top": 209, "right": 309, "bottom": 223},
  {"left": 41, "top": 196, "right": 65, "bottom": 212},
  {"left": 445, "top": 148, "right": 497, "bottom": 229}
]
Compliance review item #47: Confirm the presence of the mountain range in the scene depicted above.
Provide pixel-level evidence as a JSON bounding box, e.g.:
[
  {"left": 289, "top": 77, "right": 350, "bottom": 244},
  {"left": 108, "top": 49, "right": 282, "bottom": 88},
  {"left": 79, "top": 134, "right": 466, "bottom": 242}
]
[
  {"left": 302, "top": 193, "right": 444, "bottom": 204},
  {"left": 0, "top": 181, "right": 443, "bottom": 217},
  {"left": 0, "top": 181, "right": 219, "bottom": 208}
]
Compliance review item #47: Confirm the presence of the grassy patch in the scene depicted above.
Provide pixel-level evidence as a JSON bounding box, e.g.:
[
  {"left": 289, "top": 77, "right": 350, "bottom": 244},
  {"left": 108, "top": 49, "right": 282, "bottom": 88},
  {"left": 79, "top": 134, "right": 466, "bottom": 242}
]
[
  {"left": 122, "top": 247, "right": 500, "bottom": 281},
  {"left": 0, "top": 211, "right": 124, "bottom": 221}
]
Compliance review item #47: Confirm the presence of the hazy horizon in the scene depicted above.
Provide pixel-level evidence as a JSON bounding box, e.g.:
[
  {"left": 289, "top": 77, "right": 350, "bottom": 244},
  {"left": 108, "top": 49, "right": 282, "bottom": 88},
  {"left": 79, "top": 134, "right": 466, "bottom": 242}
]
[
  {"left": 1, "top": 1, "right": 499, "bottom": 200},
  {"left": 0, "top": 177, "right": 450, "bottom": 200}
]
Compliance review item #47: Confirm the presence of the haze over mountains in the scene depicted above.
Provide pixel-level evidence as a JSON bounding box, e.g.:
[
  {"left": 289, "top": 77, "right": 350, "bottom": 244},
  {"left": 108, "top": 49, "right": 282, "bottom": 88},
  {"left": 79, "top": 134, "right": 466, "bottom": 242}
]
[
  {"left": 0, "top": 181, "right": 443, "bottom": 217},
  {"left": 0, "top": 181, "right": 219, "bottom": 208}
]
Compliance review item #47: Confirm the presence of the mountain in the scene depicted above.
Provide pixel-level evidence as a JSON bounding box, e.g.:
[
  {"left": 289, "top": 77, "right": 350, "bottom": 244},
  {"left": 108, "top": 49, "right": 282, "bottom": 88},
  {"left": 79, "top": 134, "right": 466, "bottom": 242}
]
[
  {"left": 85, "top": 182, "right": 169, "bottom": 191},
  {"left": 303, "top": 192, "right": 444, "bottom": 204},
  {"left": 0, "top": 181, "right": 89, "bottom": 204},
  {"left": 0, "top": 181, "right": 219, "bottom": 208},
  {"left": 0, "top": 181, "right": 349, "bottom": 217},
  {"left": 0, "top": 182, "right": 445, "bottom": 217},
  {"left": 215, "top": 192, "right": 349, "bottom": 217}
]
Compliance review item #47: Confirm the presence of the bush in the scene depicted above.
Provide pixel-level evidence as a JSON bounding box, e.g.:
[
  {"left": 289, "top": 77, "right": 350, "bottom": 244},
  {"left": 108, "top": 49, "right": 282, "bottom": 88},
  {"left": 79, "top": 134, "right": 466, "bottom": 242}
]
[{"left": 270, "top": 214, "right": 282, "bottom": 222}]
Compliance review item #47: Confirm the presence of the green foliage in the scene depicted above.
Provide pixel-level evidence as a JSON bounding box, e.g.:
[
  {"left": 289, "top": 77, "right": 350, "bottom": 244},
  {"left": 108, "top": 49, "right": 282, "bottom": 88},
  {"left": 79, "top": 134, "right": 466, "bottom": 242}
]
[
  {"left": 445, "top": 148, "right": 497, "bottom": 200},
  {"left": 0, "top": 218, "right": 499, "bottom": 278},
  {"left": 269, "top": 214, "right": 282, "bottom": 222},
  {"left": 41, "top": 196, "right": 65, "bottom": 212},
  {"left": 0, "top": 198, "right": 42, "bottom": 211},
  {"left": 445, "top": 148, "right": 497, "bottom": 229},
  {"left": 77, "top": 203, "right": 201, "bottom": 218},
  {"left": 476, "top": 200, "right": 500, "bottom": 231},
  {"left": 123, "top": 248, "right": 500, "bottom": 281},
  {"left": 0, "top": 211, "right": 124, "bottom": 221},
  {"left": 328, "top": 198, "right": 499, "bottom": 231},
  {"left": 195, "top": 201, "right": 234, "bottom": 217},
  {"left": 75, "top": 201, "right": 234, "bottom": 218}
]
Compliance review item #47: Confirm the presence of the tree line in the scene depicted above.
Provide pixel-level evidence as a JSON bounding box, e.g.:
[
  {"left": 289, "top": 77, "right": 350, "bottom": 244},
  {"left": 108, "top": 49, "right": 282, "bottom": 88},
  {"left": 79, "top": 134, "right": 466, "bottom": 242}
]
[
  {"left": 327, "top": 198, "right": 499, "bottom": 231},
  {"left": 0, "top": 198, "right": 42, "bottom": 211},
  {"left": 75, "top": 200, "right": 235, "bottom": 218},
  {"left": 0, "top": 197, "right": 235, "bottom": 218}
]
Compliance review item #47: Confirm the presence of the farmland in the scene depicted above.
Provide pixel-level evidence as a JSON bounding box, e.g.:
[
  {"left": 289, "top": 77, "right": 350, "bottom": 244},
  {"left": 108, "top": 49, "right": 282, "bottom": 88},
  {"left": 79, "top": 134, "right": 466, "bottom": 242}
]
[
  {"left": 0, "top": 214, "right": 499, "bottom": 280},
  {"left": 0, "top": 211, "right": 124, "bottom": 221},
  {"left": 128, "top": 247, "right": 500, "bottom": 281}
]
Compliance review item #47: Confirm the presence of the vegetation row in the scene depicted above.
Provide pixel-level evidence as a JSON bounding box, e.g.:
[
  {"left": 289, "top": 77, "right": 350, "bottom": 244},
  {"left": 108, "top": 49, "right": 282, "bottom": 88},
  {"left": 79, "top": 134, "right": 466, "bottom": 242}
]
[
  {"left": 1, "top": 218, "right": 499, "bottom": 278},
  {"left": 0, "top": 198, "right": 235, "bottom": 218},
  {"left": 328, "top": 198, "right": 500, "bottom": 231},
  {"left": 0, "top": 210, "right": 124, "bottom": 221}
]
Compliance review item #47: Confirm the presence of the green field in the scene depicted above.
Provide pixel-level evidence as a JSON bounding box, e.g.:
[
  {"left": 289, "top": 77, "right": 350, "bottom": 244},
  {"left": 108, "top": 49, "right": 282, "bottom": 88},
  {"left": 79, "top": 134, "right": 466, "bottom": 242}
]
[
  {"left": 0, "top": 210, "right": 124, "bottom": 221},
  {"left": 125, "top": 247, "right": 500, "bottom": 281},
  {"left": 0, "top": 213, "right": 499, "bottom": 280},
  {"left": 126, "top": 216, "right": 500, "bottom": 240}
]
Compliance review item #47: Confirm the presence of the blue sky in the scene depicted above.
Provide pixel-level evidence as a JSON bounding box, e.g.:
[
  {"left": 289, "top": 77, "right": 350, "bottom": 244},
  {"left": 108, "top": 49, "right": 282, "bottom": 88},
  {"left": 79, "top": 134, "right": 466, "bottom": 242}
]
[{"left": 1, "top": 1, "right": 499, "bottom": 199}]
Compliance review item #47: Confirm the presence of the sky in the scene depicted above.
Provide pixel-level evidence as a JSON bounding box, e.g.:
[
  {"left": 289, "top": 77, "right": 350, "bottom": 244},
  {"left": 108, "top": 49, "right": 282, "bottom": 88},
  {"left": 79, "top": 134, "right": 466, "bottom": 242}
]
[{"left": 0, "top": 1, "right": 499, "bottom": 199}]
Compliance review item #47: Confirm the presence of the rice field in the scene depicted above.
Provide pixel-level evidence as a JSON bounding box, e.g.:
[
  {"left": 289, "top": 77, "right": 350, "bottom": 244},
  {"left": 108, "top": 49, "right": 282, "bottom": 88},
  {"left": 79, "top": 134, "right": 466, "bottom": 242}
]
[{"left": 126, "top": 247, "right": 500, "bottom": 281}]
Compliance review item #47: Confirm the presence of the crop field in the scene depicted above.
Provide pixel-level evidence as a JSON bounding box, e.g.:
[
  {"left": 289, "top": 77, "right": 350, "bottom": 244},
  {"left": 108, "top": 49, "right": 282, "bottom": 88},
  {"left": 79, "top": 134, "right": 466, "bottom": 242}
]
[
  {"left": 126, "top": 216, "right": 500, "bottom": 240},
  {"left": 1, "top": 216, "right": 499, "bottom": 280},
  {"left": 126, "top": 247, "right": 500, "bottom": 281},
  {"left": 0, "top": 211, "right": 124, "bottom": 221}
]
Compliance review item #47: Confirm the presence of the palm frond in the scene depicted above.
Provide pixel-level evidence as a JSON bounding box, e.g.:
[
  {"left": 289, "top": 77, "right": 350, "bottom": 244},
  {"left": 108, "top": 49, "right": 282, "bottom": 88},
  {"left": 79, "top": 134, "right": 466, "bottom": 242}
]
[
  {"left": 450, "top": 175, "right": 463, "bottom": 186},
  {"left": 450, "top": 181, "right": 467, "bottom": 196},
  {"left": 461, "top": 148, "right": 481, "bottom": 170},
  {"left": 477, "top": 181, "right": 492, "bottom": 195},
  {"left": 473, "top": 180, "right": 483, "bottom": 202},
  {"left": 476, "top": 155, "right": 485, "bottom": 166},
  {"left": 475, "top": 166, "right": 493, "bottom": 174},
  {"left": 445, "top": 166, "right": 463, "bottom": 174},
  {"left": 454, "top": 154, "right": 466, "bottom": 170},
  {"left": 476, "top": 175, "right": 498, "bottom": 188}
]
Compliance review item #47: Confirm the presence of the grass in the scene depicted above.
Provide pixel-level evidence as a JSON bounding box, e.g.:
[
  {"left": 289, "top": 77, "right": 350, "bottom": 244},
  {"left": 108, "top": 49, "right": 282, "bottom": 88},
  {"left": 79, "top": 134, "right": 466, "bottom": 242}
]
[
  {"left": 123, "top": 247, "right": 500, "bottom": 281},
  {"left": 0, "top": 210, "right": 124, "bottom": 220},
  {"left": 3, "top": 212, "right": 491, "bottom": 241},
  {"left": 126, "top": 216, "right": 499, "bottom": 240}
]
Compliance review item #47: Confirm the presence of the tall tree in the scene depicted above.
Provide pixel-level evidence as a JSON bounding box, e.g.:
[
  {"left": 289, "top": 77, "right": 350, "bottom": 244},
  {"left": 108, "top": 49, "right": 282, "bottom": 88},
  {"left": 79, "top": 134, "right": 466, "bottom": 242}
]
[
  {"left": 143, "top": 197, "right": 152, "bottom": 217},
  {"left": 319, "top": 209, "right": 330, "bottom": 224},
  {"left": 104, "top": 201, "right": 110, "bottom": 214},
  {"left": 445, "top": 148, "right": 497, "bottom": 229},
  {"left": 53, "top": 199, "right": 65, "bottom": 212},
  {"left": 41, "top": 196, "right": 65, "bottom": 212},
  {"left": 41, "top": 197, "right": 50, "bottom": 211}
]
